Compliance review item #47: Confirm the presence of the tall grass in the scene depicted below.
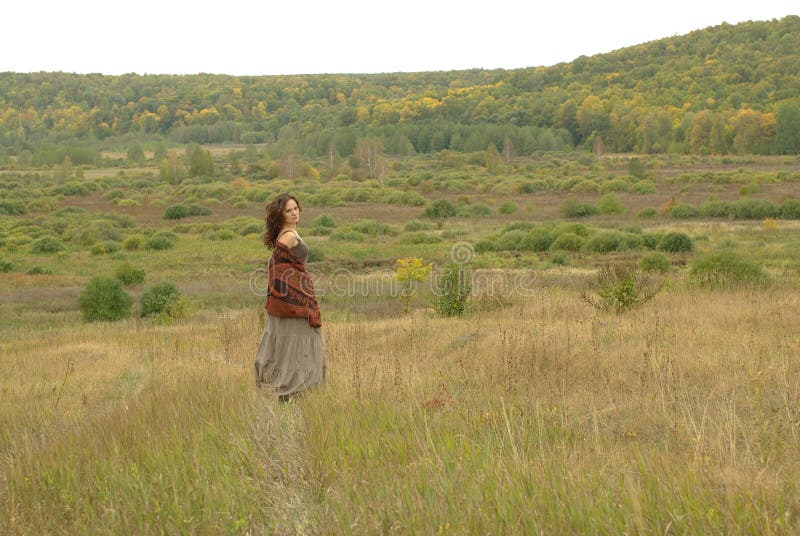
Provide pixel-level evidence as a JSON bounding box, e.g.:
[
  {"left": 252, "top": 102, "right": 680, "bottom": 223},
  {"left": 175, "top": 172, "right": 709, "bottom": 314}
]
[{"left": 2, "top": 286, "right": 800, "bottom": 533}]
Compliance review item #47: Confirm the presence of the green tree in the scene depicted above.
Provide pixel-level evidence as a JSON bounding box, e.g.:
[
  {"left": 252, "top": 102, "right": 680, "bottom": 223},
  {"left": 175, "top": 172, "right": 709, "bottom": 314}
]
[
  {"left": 127, "top": 143, "right": 146, "bottom": 165},
  {"left": 187, "top": 145, "right": 214, "bottom": 177},
  {"left": 776, "top": 102, "right": 800, "bottom": 154}
]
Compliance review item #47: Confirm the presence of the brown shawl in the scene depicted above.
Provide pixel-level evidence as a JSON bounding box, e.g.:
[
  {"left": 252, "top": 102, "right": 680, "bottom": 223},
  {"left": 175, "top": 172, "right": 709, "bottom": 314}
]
[{"left": 266, "top": 242, "right": 322, "bottom": 327}]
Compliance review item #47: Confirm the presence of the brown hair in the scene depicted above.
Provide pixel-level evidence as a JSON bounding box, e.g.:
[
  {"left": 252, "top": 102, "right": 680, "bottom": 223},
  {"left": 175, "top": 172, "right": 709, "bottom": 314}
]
[{"left": 262, "top": 192, "right": 301, "bottom": 250}]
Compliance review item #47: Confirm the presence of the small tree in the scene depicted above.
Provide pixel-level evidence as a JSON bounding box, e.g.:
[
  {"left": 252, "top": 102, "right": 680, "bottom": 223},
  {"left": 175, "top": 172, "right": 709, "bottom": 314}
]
[
  {"left": 433, "top": 263, "right": 471, "bottom": 317},
  {"left": 188, "top": 145, "right": 214, "bottom": 177},
  {"left": 78, "top": 277, "right": 133, "bottom": 322},
  {"left": 394, "top": 257, "right": 432, "bottom": 314}
]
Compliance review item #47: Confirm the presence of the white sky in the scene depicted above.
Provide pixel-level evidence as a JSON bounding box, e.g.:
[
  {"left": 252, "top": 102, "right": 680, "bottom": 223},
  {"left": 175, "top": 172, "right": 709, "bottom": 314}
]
[{"left": 1, "top": 1, "right": 796, "bottom": 76}]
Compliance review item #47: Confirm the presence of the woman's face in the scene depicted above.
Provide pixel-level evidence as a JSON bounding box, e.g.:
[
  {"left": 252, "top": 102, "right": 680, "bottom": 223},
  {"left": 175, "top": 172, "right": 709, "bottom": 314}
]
[{"left": 282, "top": 199, "right": 300, "bottom": 225}]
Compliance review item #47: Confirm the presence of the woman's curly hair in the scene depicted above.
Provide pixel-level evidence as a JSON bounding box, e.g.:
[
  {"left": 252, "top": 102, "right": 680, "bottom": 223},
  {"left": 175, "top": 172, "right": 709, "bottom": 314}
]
[{"left": 263, "top": 192, "right": 301, "bottom": 250}]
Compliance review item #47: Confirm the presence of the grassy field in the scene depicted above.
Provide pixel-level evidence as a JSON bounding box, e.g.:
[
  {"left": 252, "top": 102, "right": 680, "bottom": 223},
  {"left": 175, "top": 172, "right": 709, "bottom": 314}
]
[{"left": 2, "top": 150, "right": 800, "bottom": 533}]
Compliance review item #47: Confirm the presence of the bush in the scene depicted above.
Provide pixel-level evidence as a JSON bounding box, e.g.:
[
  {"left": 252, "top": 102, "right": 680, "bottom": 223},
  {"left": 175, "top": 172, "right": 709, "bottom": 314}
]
[
  {"left": 553, "top": 222, "right": 590, "bottom": 237},
  {"left": 689, "top": 252, "right": 769, "bottom": 289},
  {"left": 658, "top": 232, "right": 693, "bottom": 253},
  {"left": 145, "top": 235, "right": 175, "bottom": 250},
  {"left": 637, "top": 207, "right": 658, "bottom": 219},
  {"left": 239, "top": 223, "right": 263, "bottom": 236},
  {"left": 78, "top": 277, "right": 133, "bottom": 322},
  {"left": 778, "top": 198, "right": 800, "bottom": 219},
  {"left": 550, "top": 232, "right": 585, "bottom": 252},
  {"left": 186, "top": 204, "right": 212, "bottom": 216},
  {"left": 404, "top": 219, "right": 429, "bottom": 232},
  {"left": 0, "top": 258, "right": 13, "bottom": 272},
  {"left": 631, "top": 180, "right": 657, "bottom": 194},
  {"left": 0, "top": 199, "right": 28, "bottom": 215},
  {"left": 27, "top": 265, "right": 54, "bottom": 275},
  {"left": 670, "top": 204, "right": 699, "bottom": 218},
  {"left": 580, "top": 261, "right": 660, "bottom": 314},
  {"left": 30, "top": 235, "right": 66, "bottom": 254},
  {"left": 330, "top": 229, "right": 366, "bottom": 242},
  {"left": 598, "top": 194, "right": 626, "bottom": 215},
  {"left": 312, "top": 214, "right": 336, "bottom": 228},
  {"left": 521, "top": 229, "right": 555, "bottom": 252},
  {"left": 584, "top": 231, "right": 632, "bottom": 254},
  {"left": 398, "top": 231, "right": 442, "bottom": 244},
  {"left": 498, "top": 202, "right": 517, "bottom": 214},
  {"left": 456, "top": 203, "right": 491, "bottom": 217},
  {"left": 561, "top": 199, "right": 600, "bottom": 217},
  {"left": 90, "top": 241, "right": 121, "bottom": 255},
  {"left": 730, "top": 198, "right": 777, "bottom": 220},
  {"left": 641, "top": 233, "right": 662, "bottom": 250},
  {"left": 422, "top": 199, "right": 457, "bottom": 218},
  {"left": 115, "top": 262, "right": 146, "bottom": 286},
  {"left": 433, "top": 263, "right": 471, "bottom": 317},
  {"left": 599, "top": 178, "right": 630, "bottom": 194},
  {"left": 140, "top": 283, "right": 181, "bottom": 318},
  {"left": 164, "top": 204, "right": 188, "bottom": 219},
  {"left": 208, "top": 229, "right": 236, "bottom": 241},
  {"left": 495, "top": 230, "right": 527, "bottom": 251},
  {"left": 639, "top": 252, "right": 671, "bottom": 273},
  {"left": 699, "top": 201, "right": 732, "bottom": 218}
]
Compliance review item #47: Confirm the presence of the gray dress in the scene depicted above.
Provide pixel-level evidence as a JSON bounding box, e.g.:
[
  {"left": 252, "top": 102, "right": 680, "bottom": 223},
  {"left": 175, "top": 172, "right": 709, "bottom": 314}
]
[{"left": 254, "top": 234, "right": 326, "bottom": 396}]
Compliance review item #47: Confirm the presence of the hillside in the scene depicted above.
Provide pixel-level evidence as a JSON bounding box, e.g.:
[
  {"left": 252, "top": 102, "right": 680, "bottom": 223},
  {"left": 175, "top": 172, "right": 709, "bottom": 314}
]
[{"left": 0, "top": 15, "right": 798, "bottom": 159}]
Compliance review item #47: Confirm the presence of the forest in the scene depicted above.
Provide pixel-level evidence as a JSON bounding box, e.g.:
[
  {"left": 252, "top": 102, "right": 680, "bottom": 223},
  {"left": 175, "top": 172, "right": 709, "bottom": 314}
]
[{"left": 1, "top": 15, "right": 799, "bottom": 165}]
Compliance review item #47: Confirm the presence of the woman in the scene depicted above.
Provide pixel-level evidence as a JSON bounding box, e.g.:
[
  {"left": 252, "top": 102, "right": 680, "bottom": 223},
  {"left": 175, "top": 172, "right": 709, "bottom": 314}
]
[{"left": 254, "top": 192, "right": 325, "bottom": 401}]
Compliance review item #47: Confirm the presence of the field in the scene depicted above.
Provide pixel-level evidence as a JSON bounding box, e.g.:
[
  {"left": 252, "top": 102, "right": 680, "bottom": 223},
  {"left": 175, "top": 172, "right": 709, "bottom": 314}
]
[{"left": 2, "top": 149, "right": 800, "bottom": 533}]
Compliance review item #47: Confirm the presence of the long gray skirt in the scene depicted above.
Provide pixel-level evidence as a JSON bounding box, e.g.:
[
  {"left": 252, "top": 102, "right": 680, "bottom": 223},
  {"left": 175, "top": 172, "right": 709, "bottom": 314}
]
[{"left": 254, "top": 314, "right": 326, "bottom": 396}]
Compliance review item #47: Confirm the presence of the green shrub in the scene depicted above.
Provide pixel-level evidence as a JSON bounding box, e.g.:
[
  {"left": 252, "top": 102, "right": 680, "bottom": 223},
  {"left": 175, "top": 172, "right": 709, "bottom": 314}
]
[
  {"left": 553, "top": 222, "right": 590, "bottom": 237},
  {"left": 122, "top": 235, "right": 145, "bottom": 251},
  {"left": 631, "top": 180, "right": 657, "bottom": 194},
  {"left": 145, "top": 235, "right": 175, "bottom": 250},
  {"left": 386, "top": 191, "right": 427, "bottom": 206},
  {"left": 670, "top": 204, "right": 699, "bottom": 218},
  {"left": 239, "top": 223, "right": 263, "bottom": 236},
  {"left": 208, "top": 229, "right": 236, "bottom": 241},
  {"left": 699, "top": 201, "right": 732, "bottom": 218},
  {"left": 397, "top": 232, "right": 442, "bottom": 245},
  {"left": 551, "top": 253, "right": 569, "bottom": 266},
  {"left": 164, "top": 204, "right": 189, "bottom": 219},
  {"left": 498, "top": 202, "right": 517, "bottom": 214},
  {"left": 778, "top": 198, "right": 800, "bottom": 219},
  {"left": 312, "top": 214, "right": 336, "bottom": 228},
  {"left": 522, "top": 229, "right": 555, "bottom": 252},
  {"left": 639, "top": 252, "right": 671, "bottom": 273},
  {"left": 330, "top": 229, "right": 366, "bottom": 242},
  {"left": 78, "top": 277, "right": 133, "bottom": 322},
  {"left": 598, "top": 194, "right": 626, "bottom": 215},
  {"left": 456, "top": 203, "right": 491, "bottom": 217},
  {"left": 306, "top": 247, "right": 325, "bottom": 263},
  {"left": 658, "top": 232, "right": 693, "bottom": 253},
  {"left": 349, "top": 220, "right": 398, "bottom": 236},
  {"left": 30, "top": 235, "right": 66, "bottom": 254},
  {"left": 599, "top": 178, "right": 630, "bottom": 193},
  {"left": 495, "top": 230, "right": 527, "bottom": 251},
  {"left": 27, "top": 265, "right": 54, "bottom": 275},
  {"left": 404, "top": 219, "right": 429, "bottom": 232},
  {"left": 580, "top": 261, "right": 660, "bottom": 314},
  {"left": 433, "top": 263, "right": 471, "bottom": 317},
  {"left": 584, "top": 231, "right": 631, "bottom": 254},
  {"left": 641, "top": 233, "right": 662, "bottom": 250},
  {"left": 550, "top": 232, "right": 585, "bottom": 252},
  {"left": 90, "top": 241, "right": 121, "bottom": 255},
  {"left": 0, "top": 258, "right": 13, "bottom": 272},
  {"left": 140, "top": 283, "right": 181, "bottom": 318},
  {"left": 730, "top": 198, "right": 777, "bottom": 220},
  {"left": 422, "top": 199, "right": 457, "bottom": 218},
  {"left": 474, "top": 239, "right": 496, "bottom": 252},
  {"left": 561, "top": 199, "right": 600, "bottom": 217},
  {"left": 186, "top": 204, "right": 212, "bottom": 216},
  {"left": 637, "top": 207, "right": 658, "bottom": 219},
  {"left": 689, "top": 252, "right": 769, "bottom": 288},
  {"left": 0, "top": 199, "right": 28, "bottom": 215},
  {"left": 115, "top": 262, "right": 146, "bottom": 286}
]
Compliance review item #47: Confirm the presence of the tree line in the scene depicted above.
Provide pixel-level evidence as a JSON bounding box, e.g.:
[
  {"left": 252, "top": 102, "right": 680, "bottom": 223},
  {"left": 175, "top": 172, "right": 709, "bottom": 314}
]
[{"left": 0, "top": 16, "right": 798, "bottom": 159}]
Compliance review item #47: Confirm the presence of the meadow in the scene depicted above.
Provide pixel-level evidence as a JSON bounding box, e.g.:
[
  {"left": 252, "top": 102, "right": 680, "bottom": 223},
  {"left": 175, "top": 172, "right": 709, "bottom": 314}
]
[{"left": 2, "top": 148, "right": 800, "bottom": 533}]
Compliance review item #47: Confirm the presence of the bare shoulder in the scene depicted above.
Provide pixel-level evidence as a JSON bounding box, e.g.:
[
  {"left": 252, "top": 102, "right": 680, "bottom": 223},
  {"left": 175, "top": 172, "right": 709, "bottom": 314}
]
[{"left": 277, "top": 229, "right": 299, "bottom": 248}]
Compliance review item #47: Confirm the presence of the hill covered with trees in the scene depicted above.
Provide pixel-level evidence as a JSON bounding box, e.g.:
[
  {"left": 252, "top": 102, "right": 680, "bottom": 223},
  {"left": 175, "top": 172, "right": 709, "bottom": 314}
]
[{"left": 1, "top": 15, "right": 798, "bottom": 162}]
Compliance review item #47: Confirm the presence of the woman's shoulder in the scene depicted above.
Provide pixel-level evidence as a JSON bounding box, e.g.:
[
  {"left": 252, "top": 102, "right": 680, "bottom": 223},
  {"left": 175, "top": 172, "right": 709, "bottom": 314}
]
[{"left": 277, "top": 229, "right": 299, "bottom": 247}]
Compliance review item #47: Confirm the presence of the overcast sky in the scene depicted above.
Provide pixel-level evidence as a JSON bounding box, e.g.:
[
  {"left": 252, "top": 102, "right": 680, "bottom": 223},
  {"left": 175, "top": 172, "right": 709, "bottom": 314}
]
[{"left": 1, "top": 1, "right": 796, "bottom": 76}]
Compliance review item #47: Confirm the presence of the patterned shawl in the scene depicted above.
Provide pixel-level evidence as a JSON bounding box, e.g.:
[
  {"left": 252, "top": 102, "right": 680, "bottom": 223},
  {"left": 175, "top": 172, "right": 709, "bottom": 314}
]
[{"left": 266, "top": 242, "right": 322, "bottom": 327}]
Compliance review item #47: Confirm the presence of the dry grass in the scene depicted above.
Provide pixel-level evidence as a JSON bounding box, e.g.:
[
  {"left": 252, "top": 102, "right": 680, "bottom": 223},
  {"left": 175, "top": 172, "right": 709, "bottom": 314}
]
[{"left": 1, "top": 286, "right": 799, "bottom": 533}]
